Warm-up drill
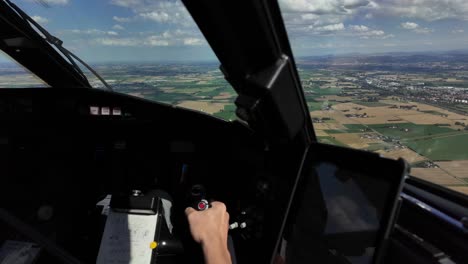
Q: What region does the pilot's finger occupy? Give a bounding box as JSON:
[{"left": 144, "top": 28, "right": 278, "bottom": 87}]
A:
[
  {"left": 210, "top": 201, "right": 226, "bottom": 211},
  {"left": 225, "top": 212, "right": 230, "bottom": 227},
  {"left": 185, "top": 206, "right": 196, "bottom": 216}
]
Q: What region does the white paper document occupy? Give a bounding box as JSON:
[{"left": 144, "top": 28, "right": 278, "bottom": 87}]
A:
[{"left": 97, "top": 211, "right": 158, "bottom": 264}]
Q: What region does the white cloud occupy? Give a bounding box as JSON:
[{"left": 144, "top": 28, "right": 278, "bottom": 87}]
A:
[
  {"left": 144, "top": 36, "right": 170, "bottom": 46},
  {"left": 278, "top": 0, "right": 374, "bottom": 38},
  {"left": 67, "top": 29, "right": 119, "bottom": 36},
  {"left": 110, "top": 0, "right": 141, "bottom": 8},
  {"left": 112, "top": 24, "right": 125, "bottom": 30},
  {"left": 279, "top": 0, "right": 370, "bottom": 14},
  {"left": 414, "top": 27, "right": 433, "bottom": 34},
  {"left": 95, "top": 38, "right": 140, "bottom": 47},
  {"left": 31, "top": 15, "right": 48, "bottom": 24},
  {"left": 375, "top": 0, "right": 468, "bottom": 21},
  {"left": 95, "top": 36, "right": 169, "bottom": 47},
  {"left": 401, "top": 22, "right": 418, "bottom": 30},
  {"left": 349, "top": 24, "right": 391, "bottom": 39},
  {"left": 110, "top": 0, "right": 193, "bottom": 27},
  {"left": 183, "top": 38, "right": 204, "bottom": 46},
  {"left": 139, "top": 11, "right": 171, "bottom": 23},
  {"left": 279, "top": 0, "right": 468, "bottom": 42},
  {"left": 401, "top": 22, "right": 433, "bottom": 34},
  {"left": 113, "top": 16, "right": 132, "bottom": 23},
  {"left": 349, "top": 25, "right": 369, "bottom": 32},
  {"left": 43, "top": 0, "right": 68, "bottom": 4},
  {"left": 381, "top": 34, "right": 395, "bottom": 39},
  {"left": 363, "top": 30, "right": 384, "bottom": 36},
  {"left": 316, "top": 23, "right": 345, "bottom": 32},
  {"left": 29, "top": 0, "right": 68, "bottom": 6},
  {"left": 93, "top": 30, "right": 205, "bottom": 47},
  {"left": 452, "top": 29, "right": 464, "bottom": 34}
]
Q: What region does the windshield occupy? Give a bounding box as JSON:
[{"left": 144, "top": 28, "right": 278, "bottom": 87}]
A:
[
  {"left": 10, "top": 0, "right": 237, "bottom": 120},
  {"left": 279, "top": 0, "right": 468, "bottom": 195},
  {"left": 0, "top": 51, "right": 48, "bottom": 88},
  {"left": 5, "top": 1, "right": 468, "bottom": 195}
]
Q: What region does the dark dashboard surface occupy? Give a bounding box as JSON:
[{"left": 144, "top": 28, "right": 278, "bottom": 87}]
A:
[{"left": 0, "top": 88, "right": 268, "bottom": 263}]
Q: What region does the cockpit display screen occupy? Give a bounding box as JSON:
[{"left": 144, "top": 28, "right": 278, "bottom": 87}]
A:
[{"left": 283, "top": 143, "right": 406, "bottom": 264}]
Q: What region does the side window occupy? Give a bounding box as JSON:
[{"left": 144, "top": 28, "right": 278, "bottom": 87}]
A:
[
  {"left": 0, "top": 51, "right": 49, "bottom": 88},
  {"left": 279, "top": 0, "right": 468, "bottom": 195}
]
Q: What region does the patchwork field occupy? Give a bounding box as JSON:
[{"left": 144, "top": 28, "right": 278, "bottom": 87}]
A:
[
  {"left": 411, "top": 168, "right": 466, "bottom": 185},
  {"left": 3, "top": 60, "right": 467, "bottom": 195},
  {"left": 368, "top": 123, "right": 455, "bottom": 139},
  {"left": 7, "top": 62, "right": 465, "bottom": 193},
  {"left": 307, "top": 90, "right": 468, "bottom": 191},
  {"left": 436, "top": 160, "right": 468, "bottom": 179},
  {"left": 377, "top": 148, "right": 427, "bottom": 164},
  {"left": 406, "top": 133, "right": 468, "bottom": 160},
  {"left": 332, "top": 133, "right": 373, "bottom": 149},
  {"left": 177, "top": 100, "right": 227, "bottom": 114},
  {"left": 448, "top": 186, "right": 468, "bottom": 195}
]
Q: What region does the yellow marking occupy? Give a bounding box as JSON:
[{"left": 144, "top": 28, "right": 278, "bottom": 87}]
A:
[{"left": 150, "top": 241, "right": 158, "bottom": 249}]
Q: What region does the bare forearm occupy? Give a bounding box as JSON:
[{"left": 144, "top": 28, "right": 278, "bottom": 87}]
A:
[{"left": 202, "top": 239, "right": 231, "bottom": 264}]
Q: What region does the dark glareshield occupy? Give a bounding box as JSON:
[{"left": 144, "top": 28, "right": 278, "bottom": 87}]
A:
[{"left": 281, "top": 143, "right": 408, "bottom": 264}]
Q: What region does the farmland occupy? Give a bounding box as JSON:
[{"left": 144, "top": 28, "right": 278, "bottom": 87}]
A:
[{"left": 2, "top": 54, "right": 468, "bottom": 193}]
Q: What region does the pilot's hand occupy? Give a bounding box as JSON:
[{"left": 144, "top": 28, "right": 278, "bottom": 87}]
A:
[{"left": 185, "top": 201, "right": 231, "bottom": 264}]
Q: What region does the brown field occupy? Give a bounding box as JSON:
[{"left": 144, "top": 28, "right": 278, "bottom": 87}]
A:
[
  {"left": 310, "top": 97, "right": 468, "bottom": 192},
  {"left": 310, "top": 110, "right": 361, "bottom": 124},
  {"left": 315, "top": 130, "right": 329, "bottom": 137},
  {"left": 331, "top": 103, "right": 422, "bottom": 124},
  {"left": 317, "top": 95, "right": 355, "bottom": 102},
  {"left": 411, "top": 168, "right": 466, "bottom": 185},
  {"left": 357, "top": 117, "right": 407, "bottom": 124},
  {"left": 380, "top": 100, "right": 467, "bottom": 122},
  {"left": 331, "top": 102, "right": 367, "bottom": 111},
  {"left": 448, "top": 186, "right": 468, "bottom": 195},
  {"left": 446, "top": 78, "right": 463, "bottom": 82},
  {"left": 399, "top": 113, "right": 455, "bottom": 126},
  {"left": 363, "top": 106, "right": 421, "bottom": 117},
  {"left": 313, "top": 122, "right": 347, "bottom": 130},
  {"left": 436, "top": 160, "right": 468, "bottom": 178},
  {"left": 0, "top": 75, "right": 48, "bottom": 87},
  {"left": 213, "top": 92, "right": 233, "bottom": 100},
  {"left": 377, "top": 148, "right": 426, "bottom": 164},
  {"left": 332, "top": 133, "right": 377, "bottom": 149},
  {"left": 177, "top": 101, "right": 227, "bottom": 114}
]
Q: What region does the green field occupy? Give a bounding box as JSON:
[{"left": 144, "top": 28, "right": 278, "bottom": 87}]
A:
[
  {"left": 368, "top": 123, "right": 455, "bottom": 139},
  {"left": 325, "top": 124, "right": 371, "bottom": 134},
  {"left": 354, "top": 101, "right": 389, "bottom": 107},
  {"left": 421, "top": 110, "right": 446, "bottom": 116},
  {"left": 406, "top": 133, "right": 468, "bottom": 160},
  {"left": 195, "top": 87, "right": 233, "bottom": 97},
  {"left": 307, "top": 87, "right": 342, "bottom": 96},
  {"left": 317, "top": 136, "right": 346, "bottom": 147},
  {"left": 214, "top": 104, "right": 237, "bottom": 120},
  {"left": 365, "top": 143, "right": 387, "bottom": 151},
  {"left": 307, "top": 101, "right": 331, "bottom": 111},
  {"left": 125, "top": 90, "right": 195, "bottom": 104}
]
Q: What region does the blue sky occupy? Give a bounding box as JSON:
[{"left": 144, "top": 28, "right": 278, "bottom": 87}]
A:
[{"left": 4, "top": 0, "right": 468, "bottom": 63}]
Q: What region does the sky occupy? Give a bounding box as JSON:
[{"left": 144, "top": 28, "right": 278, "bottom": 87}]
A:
[{"left": 3, "top": 0, "right": 468, "bottom": 63}]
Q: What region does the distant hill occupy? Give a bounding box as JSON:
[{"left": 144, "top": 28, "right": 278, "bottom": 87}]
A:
[{"left": 297, "top": 50, "right": 468, "bottom": 65}]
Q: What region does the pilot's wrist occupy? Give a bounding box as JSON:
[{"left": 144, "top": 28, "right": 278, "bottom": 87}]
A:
[{"left": 201, "top": 238, "right": 231, "bottom": 264}]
